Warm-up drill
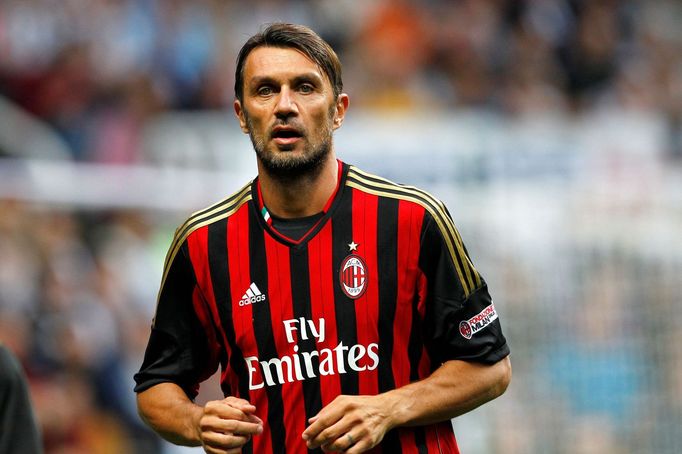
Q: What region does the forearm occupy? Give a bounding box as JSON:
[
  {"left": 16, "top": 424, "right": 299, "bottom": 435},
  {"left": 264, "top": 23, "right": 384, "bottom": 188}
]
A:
[
  {"left": 136, "top": 382, "right": 203, "bottom": 446},
  {"left": 384, "top": 356, "right": 511, "bottom": 428}
]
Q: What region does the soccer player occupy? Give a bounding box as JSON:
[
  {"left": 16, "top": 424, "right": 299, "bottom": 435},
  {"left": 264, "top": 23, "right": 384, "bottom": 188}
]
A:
[{"left": 134, "top": 23, "right": 511, "bottom": 454}]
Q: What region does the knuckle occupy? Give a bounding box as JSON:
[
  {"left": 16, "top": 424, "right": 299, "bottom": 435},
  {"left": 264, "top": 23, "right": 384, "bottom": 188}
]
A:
[{"left": 205, "top": 400, "right": 219, "bottom": 410}]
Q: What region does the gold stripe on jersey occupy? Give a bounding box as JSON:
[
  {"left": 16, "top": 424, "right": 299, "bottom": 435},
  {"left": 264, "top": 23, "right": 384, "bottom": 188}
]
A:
[
  {"left": 153, "top": 182, "right": 253, "bottom": 326},
  {"left": 347, "top": 167, "right": 481, "bottom": 296},
  {"left": 350, "top": 167, "right": 471, "bottom": 257},
  {"left": 348, "top": 167, "right": 479, "bottom": 291},
  {"left": 162, "top": 182, "right": 252, "bottom": 272}
]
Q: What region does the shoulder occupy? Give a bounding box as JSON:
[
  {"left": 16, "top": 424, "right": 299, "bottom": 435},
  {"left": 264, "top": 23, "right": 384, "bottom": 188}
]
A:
[
  {"left": 345, "top": 165, "right": 448, "bottom": 223},
  {"left": 0, "top": 345, "right": 25, "bottom": 389},
  {"left": 172, "top": 180, "right": 253, "bottom": 248},
  {"left": 159, "top": 180, "right": 252, "bottom": 276}
]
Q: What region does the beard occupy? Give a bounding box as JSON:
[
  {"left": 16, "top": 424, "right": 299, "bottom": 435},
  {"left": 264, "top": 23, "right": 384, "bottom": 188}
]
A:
[{"left": 244, "top": 107, "right": 335, "bottom": 181}]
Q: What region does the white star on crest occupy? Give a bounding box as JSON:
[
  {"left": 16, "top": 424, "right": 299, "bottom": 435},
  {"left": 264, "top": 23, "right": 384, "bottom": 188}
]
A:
[{"left": 348, "top": 241, "right": 358, "bottom": 252}]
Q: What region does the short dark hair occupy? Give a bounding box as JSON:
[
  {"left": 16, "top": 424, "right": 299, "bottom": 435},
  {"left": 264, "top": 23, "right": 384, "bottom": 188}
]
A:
[{"left": 234, "top": 23, "right": 343, "bottom": 102}]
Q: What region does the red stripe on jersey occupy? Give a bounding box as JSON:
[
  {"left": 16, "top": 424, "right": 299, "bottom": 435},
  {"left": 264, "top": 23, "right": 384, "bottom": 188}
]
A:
[
  {"left": 227, "top": 205, "right": 273, "bottom": 454},
  {"left": 393, "top": 202, "right": 426, "bottom": 454},
  {"left": 187, "top": 227, "right": 232, "bottom": 393},
  {"left": 398, "top": 428, "right": 419, "bottom": 454},
  {"left": 425, "top": 422, "right": 460, "bottom": 454},
  {"left": 264, "top": 233, "right": 308, "bottom": 453},
  {"left": 436, "top": 421, "right": 459, "bottom": 453},
  {"left": 351, "top": 189, "right": 379, "bottom": 397},
  {"left": 393, "top": 201, "right": 425, "bottom": 389},
  {"left": 308, "top": 222, "right": 342, "bottom": 406},
  {"left": 190, "top": 287, "right": 218, "bottom": 394}
]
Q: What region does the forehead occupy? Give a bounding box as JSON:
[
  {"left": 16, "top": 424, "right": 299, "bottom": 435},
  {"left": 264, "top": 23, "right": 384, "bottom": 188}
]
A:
[{"left": 243, "top": 46, "right": 326, "bottom": 83}]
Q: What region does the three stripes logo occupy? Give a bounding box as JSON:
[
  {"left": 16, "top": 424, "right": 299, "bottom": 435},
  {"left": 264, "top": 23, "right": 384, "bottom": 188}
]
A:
[{"left": 239, "top": 283, "right": 266, "bottom": 306}]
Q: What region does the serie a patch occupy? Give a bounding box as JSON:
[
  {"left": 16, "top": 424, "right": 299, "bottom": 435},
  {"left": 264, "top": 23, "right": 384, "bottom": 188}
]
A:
[{"left": 459, "top": 303, "right": 498, "bottom": 339}]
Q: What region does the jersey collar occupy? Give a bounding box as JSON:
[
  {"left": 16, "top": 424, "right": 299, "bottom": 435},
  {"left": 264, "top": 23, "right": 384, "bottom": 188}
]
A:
[{"left": 253, "top": 159, "right": 347, "bottom": 246}]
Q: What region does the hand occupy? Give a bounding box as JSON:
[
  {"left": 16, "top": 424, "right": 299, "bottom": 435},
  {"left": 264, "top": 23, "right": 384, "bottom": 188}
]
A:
[
  {"left": 302, "top": 394, "right": 396, "bottom": 453},
  {"left": 195, "top": 397, "right": 263, "bottom": 454}
]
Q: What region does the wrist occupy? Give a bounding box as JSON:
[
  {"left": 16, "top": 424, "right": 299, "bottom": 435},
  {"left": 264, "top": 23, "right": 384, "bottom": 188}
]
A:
[
  {"left": 186, "top": 403, "right": 205, "bottom": 444},
  {"left": 380, "top": 388, "right": 412, "bottom": 429}
]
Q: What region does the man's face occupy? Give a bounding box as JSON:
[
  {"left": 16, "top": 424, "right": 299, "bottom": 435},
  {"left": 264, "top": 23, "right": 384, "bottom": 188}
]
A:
[{"left": 234, "top": 46, "right": 347, "bottom": 178}]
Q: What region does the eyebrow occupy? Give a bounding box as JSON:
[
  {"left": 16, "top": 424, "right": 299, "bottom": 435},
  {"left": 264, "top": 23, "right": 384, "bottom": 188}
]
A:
[{"left": 249, "top": 72, "right": 324, "bottom": 88}]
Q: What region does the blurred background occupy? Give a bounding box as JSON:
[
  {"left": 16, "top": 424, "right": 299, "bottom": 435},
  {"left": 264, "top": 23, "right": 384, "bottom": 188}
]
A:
[{"left": 0, "top": 0, "right": 681, "bottom": 453}]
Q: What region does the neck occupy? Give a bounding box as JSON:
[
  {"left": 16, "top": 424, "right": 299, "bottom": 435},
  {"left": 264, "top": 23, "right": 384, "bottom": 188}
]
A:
[{"left": 258, "top": 152, "right": 339, "bottom": 219}]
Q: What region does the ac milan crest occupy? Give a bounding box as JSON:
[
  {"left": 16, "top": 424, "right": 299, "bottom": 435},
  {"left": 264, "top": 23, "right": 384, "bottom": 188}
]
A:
[
  {"left": 459, "top": 303, "right": 498, "bottom": 339},
  {"left": 340, "top": 255, "right": 367, "bottom": 299},
  {"left": 459, "top": 321, "right": 473, "bottom": 339}
]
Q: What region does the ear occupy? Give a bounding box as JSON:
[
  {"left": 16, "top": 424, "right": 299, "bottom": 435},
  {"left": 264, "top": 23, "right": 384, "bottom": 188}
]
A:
[
  {"left": 332, "top": 93, "right": 350, "bottom": 130},
  {"left": 234, "top": 100, "right": 249, "bottom": 133}
]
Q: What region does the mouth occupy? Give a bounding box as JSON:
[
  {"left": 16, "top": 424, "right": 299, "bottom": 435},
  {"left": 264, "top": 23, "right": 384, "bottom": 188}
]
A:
[{"left": 271, "top": 126, "right": 303, "bottom": 147}]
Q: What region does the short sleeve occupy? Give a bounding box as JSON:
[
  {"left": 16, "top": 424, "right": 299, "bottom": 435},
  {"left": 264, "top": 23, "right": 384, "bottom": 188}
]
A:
[
  {"left": 133, "top": 240, "right": 219, "bottom": 399},
  {"left": 419, "top": 210, "right": 509, "bottom": 365}
]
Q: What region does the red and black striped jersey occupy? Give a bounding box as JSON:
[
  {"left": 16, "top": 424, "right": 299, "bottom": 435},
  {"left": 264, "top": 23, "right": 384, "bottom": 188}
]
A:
[{"left": 135, "top": 161, "right": 509, "bottom": 454}]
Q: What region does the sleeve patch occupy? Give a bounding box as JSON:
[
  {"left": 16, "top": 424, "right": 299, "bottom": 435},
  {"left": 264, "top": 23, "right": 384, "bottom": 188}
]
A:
[{"left": 459, "top": 302, "right": 498, "bottom": 339}]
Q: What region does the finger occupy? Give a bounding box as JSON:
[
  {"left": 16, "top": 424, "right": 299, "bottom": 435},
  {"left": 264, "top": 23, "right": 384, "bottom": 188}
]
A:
[
  {"left": 222, "top": 396, "right": 257, "bottom": 412},
  {"left": 245, "top": 412, "right": 264, "bottom": 425},
  {"left": 346, "top": 439, "right": 371, "bottom": 454},
  {"left": 305, "top": 417, "right": 354, "bottom": 449},
  {"left": 205, "top": 400, "right": 257, "bottom": 422},
  {"left": 321, "top": 431, "right": 360, "bottom": 453},
  {"left": 204, "top": 447, "right": 242, "bottom": 454},
  {"left": 302, "top": 406, "right": 344, "bottom": 441},
  {"left": 201, "top": 416, "right": 264, "bottom": 436},
  {"left": 203, "top": 430, "right": 252, "bottom": 449},
  {"left": 203, "top": 443, "right": 243, "bottom": 454}
]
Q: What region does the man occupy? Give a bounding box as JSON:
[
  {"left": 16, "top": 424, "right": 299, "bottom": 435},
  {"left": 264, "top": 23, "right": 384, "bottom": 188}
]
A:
[
  {"left": 0, "top": 344, "right": 43, "bottom": 453},
  {"left": 135, "top": 23, "right": 511, "bottom": 454}
]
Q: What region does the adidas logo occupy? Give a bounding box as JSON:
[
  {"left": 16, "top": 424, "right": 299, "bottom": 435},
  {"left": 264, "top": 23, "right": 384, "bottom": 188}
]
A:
[{"left": 239, "top": 283, "right": 266, "bottom": 306}]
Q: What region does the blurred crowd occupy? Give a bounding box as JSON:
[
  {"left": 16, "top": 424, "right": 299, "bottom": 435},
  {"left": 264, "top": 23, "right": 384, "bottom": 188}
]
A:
[
  {"left": 1, "top": 1, "right": 682, "bottom": 453},
  {"left": 0, "top": 201, "right": 169, "bottom": 452},
  {"left": 0, "top": 0, "right": 681, "bottom": 162}
]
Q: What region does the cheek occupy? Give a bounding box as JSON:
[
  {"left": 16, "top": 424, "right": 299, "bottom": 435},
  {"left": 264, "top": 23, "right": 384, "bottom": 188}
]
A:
[
  {"left": 247, "top": 117, "right": 268, "bottom": 135},
  {"left": 310, "top": 108, "right": 335, "bottom": 131}
]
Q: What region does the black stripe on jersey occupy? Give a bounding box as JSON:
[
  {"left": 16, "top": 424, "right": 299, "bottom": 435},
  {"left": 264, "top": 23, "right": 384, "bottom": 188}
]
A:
[
  {"left": 408, "top": 289, "right": 424, "bottom": 383},
  {"left": 157, "top": 184, "right": 252, "bottom": 309},
  {"left": 208, "top": 218, "right": 251, "bottom": 404},
  {"left": 376, "top": 197, "right": 401, "bottom": 453},
  {"left": 415, "top": 427, "right": 428, "bottom": 454},
  {"left": 347, "top": 168, "right": 477, "bottom": 294},
  {"left": 352, "top": 168, "right": 481, "bottom": 295},
  {"left": 376, "top": 196, "right": 398, "bottom": 391},
  {"left": 248, "top": 207, "right": 287, "bottom": 452},
  {"left": 331, "top": 191, "right": 359, "bottom": 396},
  {"left": 289, "top": 247, "right": 323, "bottom": 451},
  {"left": 346, "top": 167, "right": 480, "bottom": 297}
]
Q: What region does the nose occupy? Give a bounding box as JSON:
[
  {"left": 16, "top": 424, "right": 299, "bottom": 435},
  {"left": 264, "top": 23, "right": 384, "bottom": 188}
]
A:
[{"left": 275, "top": 86, "right": 298, "bottom": 119}]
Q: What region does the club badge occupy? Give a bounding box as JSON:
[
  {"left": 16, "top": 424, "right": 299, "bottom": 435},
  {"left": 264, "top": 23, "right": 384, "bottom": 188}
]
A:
[
  {"left": 340, "top": 241, "right": 367, "bottom": 299},
  {"left": 459, "top": 303, "right": 498, "bottom": 339}
]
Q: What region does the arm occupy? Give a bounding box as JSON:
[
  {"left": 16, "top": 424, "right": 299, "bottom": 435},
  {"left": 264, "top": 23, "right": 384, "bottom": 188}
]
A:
[
  {"left": 137, "top": 382, "right": 263, "bottom": 453},
  {"left": 302, "top": 356, "right": 511, "bottom": 453},
  {"left": 134, "top": 238, "right": 264, "bottom": 452}
]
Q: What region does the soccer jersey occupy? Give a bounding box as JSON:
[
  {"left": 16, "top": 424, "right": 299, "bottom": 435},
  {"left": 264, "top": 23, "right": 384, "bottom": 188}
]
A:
[{"left": 134, "top": 161, "right": 509, "bottom": 454}]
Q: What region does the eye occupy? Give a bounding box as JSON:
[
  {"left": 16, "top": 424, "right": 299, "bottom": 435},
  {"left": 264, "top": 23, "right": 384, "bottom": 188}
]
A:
[
  {"left": 257, "top": 85, "right": 274, "bottom": 96},
  {"left": 298, "top": 83, "right": 314, "bottom": 94}
]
